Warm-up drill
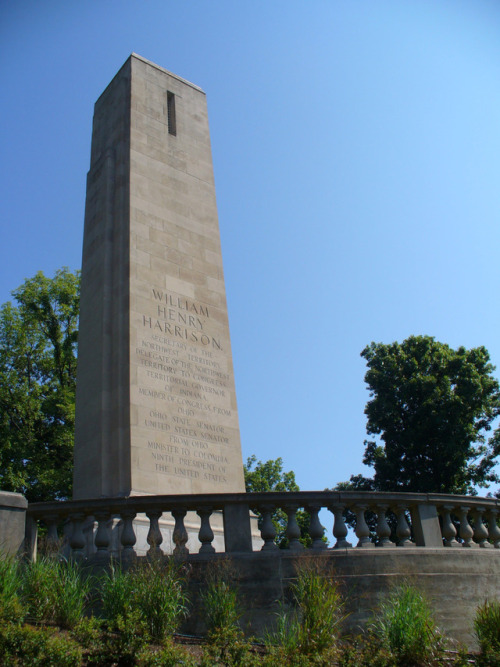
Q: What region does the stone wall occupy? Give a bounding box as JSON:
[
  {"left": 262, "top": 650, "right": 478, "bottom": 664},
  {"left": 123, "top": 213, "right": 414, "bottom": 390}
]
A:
[{"left": 184, "top": 549, "right": 500, "bottom": 650}]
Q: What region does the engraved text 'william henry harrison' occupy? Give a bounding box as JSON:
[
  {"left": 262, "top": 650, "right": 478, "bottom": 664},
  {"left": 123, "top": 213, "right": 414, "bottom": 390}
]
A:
[{"left": 142, "top": 289, "right": 221, "bottom": 350}]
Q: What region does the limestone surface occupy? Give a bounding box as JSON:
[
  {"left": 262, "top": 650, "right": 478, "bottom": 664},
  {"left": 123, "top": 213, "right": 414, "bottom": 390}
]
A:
[{"left": 74, "top": 54, "right": 245, "bottom": 499}]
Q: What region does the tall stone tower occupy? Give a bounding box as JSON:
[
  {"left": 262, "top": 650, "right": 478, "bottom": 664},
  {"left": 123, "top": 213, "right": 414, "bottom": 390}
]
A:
[{"left": 74, "top": 54, "right": 245, "bottom": 501}]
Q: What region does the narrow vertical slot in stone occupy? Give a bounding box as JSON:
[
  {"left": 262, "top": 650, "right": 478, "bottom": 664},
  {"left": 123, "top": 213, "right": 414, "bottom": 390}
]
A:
[{"left": 167, "top": 90, "right": 176, "bottom": 136}]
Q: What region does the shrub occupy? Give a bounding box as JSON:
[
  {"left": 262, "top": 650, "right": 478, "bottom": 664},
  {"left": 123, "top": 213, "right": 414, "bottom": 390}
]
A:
[
  {"left": 137, "top": 639, "right": 199, "bottom": 666},
  {"left": 370, "top": 583, "right": 444, "bottom": 666},
  {"left": 0, "top": 621, "right": 82, "bottom": 666},
  {"left": 107, "top": 609, "right": 152, "bottom": 666},
  {"left": 70, "top": 616, "right": 107, "bottom": 665}
]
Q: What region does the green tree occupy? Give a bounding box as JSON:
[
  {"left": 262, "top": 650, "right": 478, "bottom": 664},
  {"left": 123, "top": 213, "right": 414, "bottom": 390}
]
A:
[
  {"left": 244, "top": 455, "right": 300, "bottom": 495},
  {"left": 355, "top": 336, "right": 500, "bottom": 495},
  {"left": 244, "top": 455, "right": 314, "bottom": 547},
  {"left": 0, "top": 268, "right": 80, "bottom": 502}
]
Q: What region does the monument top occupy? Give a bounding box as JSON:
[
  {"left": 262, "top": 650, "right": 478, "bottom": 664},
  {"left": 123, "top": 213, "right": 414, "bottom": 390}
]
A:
[{"left": 97, "top": 54, "right": 206, "bottom": 105}]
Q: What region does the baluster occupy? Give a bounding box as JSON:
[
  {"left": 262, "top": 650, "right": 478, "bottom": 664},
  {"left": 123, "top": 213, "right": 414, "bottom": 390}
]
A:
[
  {"left": 146, "top": 510, "right": 163, "bottom": 556},
  {"left": 61, "top": 518, "right": 72, "bottom": 560},
  {"left": 354, "top": 505, "right": 373, "bottom": 548},
  {"left": 24, "top": 514, "right": 38, "bottom": 562},
  {"left": 374, "top": 505, "right": 392, "bottom": 547},
  {"left": 307, "top": 505, "right": 326, "bottom": 550},
  {"left": 94, "top": 511, "right": 111, "bottom": 557},
  {"left": 44, "top": 514, "right": 60, "bottom": 555},
  {"left": 458, "top": 506, "right": 476, "bottom": 548},
  {"left": 440, "top": 505, "right": 459, "bottom": 547},
  {"left": 197, "top": 507, "right": 215, "bottom": 554},
  {"left": 120, "top": 511, "right": 137, "bottom": 555},
  {"left": 395, "top": 505, "right": 411, "bottom": 547},
  {"left": 473, "top": 508, "right": 490, "bottom": 548},
  {"left": 284, "top": 504, "right": 304, "bottom": 551},
  {"left": 259, "top": 505, "right": 278, "bottom": 551},
  {"left": 171, "top": 509, "right": 188, "bottom": 556},
  {"left": 487, "top": 509, "right": 500, "bottom": 549},
  {"left": 69, "top": 513, "right": 86, "bottom": 560},
  {"left": 330, "top": 504, "right": 351, "bottom": 549}
]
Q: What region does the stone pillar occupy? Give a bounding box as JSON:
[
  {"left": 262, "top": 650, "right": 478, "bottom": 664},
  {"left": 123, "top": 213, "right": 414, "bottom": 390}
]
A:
[
  {"left": 0, "top": 491, "right": 27, "bottom": 556},
  {"left": 74, "top": 55, "right": 246, "bottom": 503}
]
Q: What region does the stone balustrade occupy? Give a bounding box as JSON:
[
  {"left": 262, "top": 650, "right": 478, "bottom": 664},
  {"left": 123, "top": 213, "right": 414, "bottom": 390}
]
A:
[{"left": 25, "top": 491, "right": 500, "bottom": 561}]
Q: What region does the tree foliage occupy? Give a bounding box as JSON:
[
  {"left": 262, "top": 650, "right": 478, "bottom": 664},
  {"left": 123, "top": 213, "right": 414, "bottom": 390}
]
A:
[
  {"left": 0, "top": 268, "right": 80, "bottom": 502},
  {"left": 244, "top": 455, "right": 300, "bottom": 495},
  {"left": 356, "top": 336, "right": 500, "bottom": 495}
]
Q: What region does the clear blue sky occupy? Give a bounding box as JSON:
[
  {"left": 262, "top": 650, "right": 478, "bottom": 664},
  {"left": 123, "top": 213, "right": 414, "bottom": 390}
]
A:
[{"left": 1, "top": 0, "right": 500, "bottom": 495}]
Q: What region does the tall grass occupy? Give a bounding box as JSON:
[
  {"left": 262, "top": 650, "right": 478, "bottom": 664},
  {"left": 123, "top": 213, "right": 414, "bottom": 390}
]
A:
[
  {"left": 474, "top": 599, "right": 500, "bottom": 663},
  {"left": 201, "top": 560, "right": 241, "bottom": 636},
  {"left": 265, "top": 559, "right": 345, "bottom": 663},
  {"left": 100, "top": 557, "right": 189, "bottom": 642},
  {"left": 0, "top": 555, "right": 24, "bottom": 622},
  {"left": 101, "top": 559, "right": 136, "bottom": 622},
  {"left": 371, "top": 583, "right": 444, "bottom": 666},
  {"left": 22, "top": 557, "right": 91, "bottom": 629},
  {"left": 199, "top": 559, "right": 257, "bottom": 666}
]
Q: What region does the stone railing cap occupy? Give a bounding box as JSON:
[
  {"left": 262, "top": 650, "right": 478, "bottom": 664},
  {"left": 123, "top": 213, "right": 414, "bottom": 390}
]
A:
[{"left": 0, "top": 491, "right": 28, "bottom": 510}]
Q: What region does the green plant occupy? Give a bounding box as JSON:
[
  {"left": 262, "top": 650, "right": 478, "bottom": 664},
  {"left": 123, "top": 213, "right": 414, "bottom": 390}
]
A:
[
  {"left": 53, "top": 559, "right": 92, "bottom": 628},
  {"left": 265, "top": 601, "right": 300, "bottom": 655},
  {"left": 21, "top": 556, "right": 91, "bottom": 628},
  {"left": 371, "top": 583, "right": 444, "bottom": 665},
  {"left": 0, "top": 621, "right": 82, "bottom": 666},
  {"left": 265, "top": 559, "right": 344, "bottom": 664},
  {"left": 0, "top": 554, "right": 25, "bottom": 622},
  {"left": 108, "top": 609, "right": 152, "bottom": 666},
  {"left": 22, "top": 557, "right": 58, "bottom": 622},
  {"left": 200, "top": 559, "right": 257, "bottom": 666},
  {"left": 70, "top": 616, "right": 106, "bottom": 665},
  {"left": 201, "top": 561, "right": 241, "bottom": 636},
  {"left": 135, "top": 558, "right": 189, "bottom": 640},
  {"left": 474, "top": 600, "right": 500, "bottom": 665},
  {"left": 335, "top": 636, "right": 397, "bottom": 667},
  {"left": 101, "top": 558, "right": 136, "bottom": 623},
  {"left": 201, "top": 636, "right": 260, "bottom": 667}
]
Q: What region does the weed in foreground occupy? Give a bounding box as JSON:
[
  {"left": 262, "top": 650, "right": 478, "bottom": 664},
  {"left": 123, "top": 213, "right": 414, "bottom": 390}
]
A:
[
  {"left": 201, "top": 559, "right": 241, "bottom": 635},
  {"left": 370, "top": 582, "right": 445, "bottom": 666},
  {"left": 474, "top": 600, "right": 500, "bottom": 666},
  {"left": 264, "top": 559, "right": 345, "bottom": 665},
  {"left": 101, "top": 558, "right": 136, "bottom": 623},
  {"left": 199, "top": 559, "right": 259, "bottom": 666},
  {"left": 100, "top": 556, "right": 189, "bottom": 642},
  {"left": 21, "top": 556, "right": 91, "bottom": 629},
  {"left": 0, "top": 555, "right": 25, "bottom": 622}
]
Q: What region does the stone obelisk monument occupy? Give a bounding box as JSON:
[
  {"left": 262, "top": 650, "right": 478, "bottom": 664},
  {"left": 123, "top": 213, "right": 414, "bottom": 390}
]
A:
[{"left": 74, "top": 54, "right": 245, "bottom": 516}]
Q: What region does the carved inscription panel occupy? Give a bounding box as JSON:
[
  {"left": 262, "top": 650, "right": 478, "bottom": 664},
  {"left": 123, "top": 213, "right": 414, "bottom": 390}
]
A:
[{"left": 130, "top": 285, "right": 244, "bottom": 495}]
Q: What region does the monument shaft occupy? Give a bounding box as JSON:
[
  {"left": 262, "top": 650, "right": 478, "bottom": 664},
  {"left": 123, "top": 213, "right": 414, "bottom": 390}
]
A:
[{"left": 74, "top": 54, "right": 245, "bottom": 499}]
